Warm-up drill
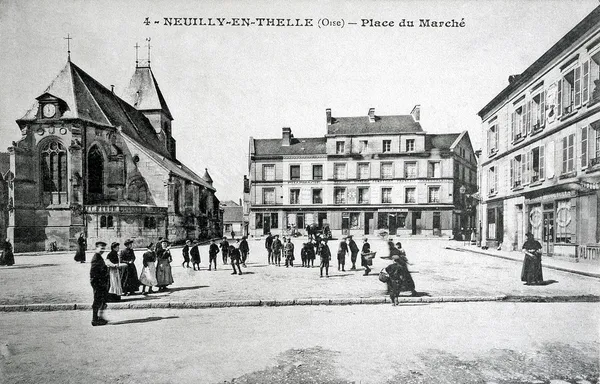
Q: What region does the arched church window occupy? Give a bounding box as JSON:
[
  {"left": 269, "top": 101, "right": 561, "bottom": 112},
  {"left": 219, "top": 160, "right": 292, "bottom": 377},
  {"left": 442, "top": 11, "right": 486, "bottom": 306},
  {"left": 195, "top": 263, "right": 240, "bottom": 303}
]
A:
[
  {"left": 88, "top": 146, "right": 104, "bottom": 195},
  {"left": 40, "top": 141, "right": 67, "bottom": 193}
]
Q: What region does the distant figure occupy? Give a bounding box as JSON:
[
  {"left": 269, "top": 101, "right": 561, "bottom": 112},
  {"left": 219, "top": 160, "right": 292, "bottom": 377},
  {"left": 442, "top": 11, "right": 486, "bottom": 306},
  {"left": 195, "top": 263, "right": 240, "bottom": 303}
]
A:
[
  {"left": 306, "top": 225, "right": 312, "bottom": 241},
  {"left": 220, "top": 237, "right": 230, "bottom": 265},
  {"left": 307, "top": 240, "right": 316, "bottom": 267},
  {"left": 229, "top": 244, "right": 242, "bottom": 275},
  {"left": 347, "top": 235, "right": 359, "bottom": 270},
  {"left": 361, "top": 238, "right": 373, "bottom": 276},
  {"left": 265, "top": 232, "right": 274, "bottom": 264},
  {"left": 139, "top": 243, "right": 157, "bottom": 294},
  {"left": 119, "top": 239, "right": 140, "bottom": 296},
  {"left": 239, "top": 236, "right": 250, "bottom": 267},
  {"left": 208, "top": 239, "right": 219, "bottom": 270},
  {"left": 284, "top": 237, "right": 295, "bottom": 267},
  {"left": 156, "top": 239, "right": 174, "bottom": 292},
  {"left": 521, "top": 233, "right": 543, "bottom": 285},
  {"left": 231, "top": 230, "right": 235, "bottom": 240},
  {"left": 0, "top": 238, "right": 15, "bottom": 266},
  {"left": 89, "top": 241, "right": 109, "bottom": 326},
  {"left": 271, "top": 235, "right": 282, "bottom": 267},
  {"left": 74, "top": 233, "right": 87, "bottom": 263},
  {"left": 337, "top": 237, "right": 348, "bottom": 272},
  {"left": 105, "top": 242, "right": 123, "bottom": 301},
  {"left": 323, "top": 225, "right": 331, "bottom": 240},
  {"left": 318, "top": 238, "right": 331, "bottom": 278},
  {"left": 190, "top": 240, "right": 201, "bottom": 271},
  {"left": 182, "top": 240, "right": 191, "bottom": 268}
]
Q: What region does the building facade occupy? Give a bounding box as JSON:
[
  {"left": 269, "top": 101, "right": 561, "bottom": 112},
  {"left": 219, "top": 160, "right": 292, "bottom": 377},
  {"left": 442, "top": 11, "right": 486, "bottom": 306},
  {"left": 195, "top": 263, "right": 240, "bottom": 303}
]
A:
[
  {"left": 247, "top": 107, "right": 477, "bottom": 239},
  {"left": 221, "top": 200, "right": 244, "bottom": 237},
  {"left": 6, "top": 58, "right": 221, "bottom": 252},
  {"left": 478, "top": 6, "right": 600, "bottom": 261}
]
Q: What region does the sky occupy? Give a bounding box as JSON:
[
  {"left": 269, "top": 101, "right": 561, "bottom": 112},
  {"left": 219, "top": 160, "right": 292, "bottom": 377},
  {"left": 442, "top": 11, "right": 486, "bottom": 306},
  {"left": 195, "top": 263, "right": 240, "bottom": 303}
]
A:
[{"left": 0, "top": 0, "right": 598, "bottom": 202}]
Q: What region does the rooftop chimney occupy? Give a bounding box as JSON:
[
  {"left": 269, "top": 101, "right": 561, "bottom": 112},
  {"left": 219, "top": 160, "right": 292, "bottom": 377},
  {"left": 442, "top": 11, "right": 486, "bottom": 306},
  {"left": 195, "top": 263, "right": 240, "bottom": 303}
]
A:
[
  {"left": 368, "top": 108, "right": 375, "bottom": 123},
  {"left": 282, "top": 127, "right": 292, "bottom": 146},
  {"left": 410, "top": 105, "right": 421, "bottom": 122},
  {"left": 326, "top": 108, "right": 332, "bottom": 126}
]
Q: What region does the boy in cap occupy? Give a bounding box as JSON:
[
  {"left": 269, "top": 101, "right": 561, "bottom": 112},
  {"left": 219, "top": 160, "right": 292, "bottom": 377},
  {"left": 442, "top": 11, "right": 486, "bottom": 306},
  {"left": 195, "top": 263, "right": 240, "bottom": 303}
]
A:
[
  {"left": 239, "top": 236, "right": 250, "bottom": 267},
  {"left": 190, "top": 240, "right": 201, "bottom": 270},
  {"left": 90, "top": 241, "right": 109, "bottom": 326},
  {"left": 271, "top": 234, "right": 282, "bottom": 266},
  {"left": 208, "top": 239, "right": 219, "bottom": 270},
  {"left": 229, "top": 243, "right": 242, "bottom": 275},
  {"left": 220, "top": 237, "right": 230, "bottom": 265},
  {"left": 318, "top": 238, "right": 331, "bottom": 277},
  {"left": 337, "top": 237, "right": 348, "bottom": 272},
  {"left": 347, "top": 235, "right": 359, "bottom": 270},
  {"left": 182, "top": 239, "right": 191, "bottom": 268},
  {"left": 265, "top": 232, "right": 274, "bottom": 264}
]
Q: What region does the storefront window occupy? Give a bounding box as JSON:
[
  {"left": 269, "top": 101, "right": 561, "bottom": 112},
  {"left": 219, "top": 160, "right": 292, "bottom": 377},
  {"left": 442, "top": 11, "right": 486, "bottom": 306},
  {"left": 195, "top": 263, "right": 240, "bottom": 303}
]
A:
[{"left": 555, "top": 200, "right": 573, "bottom": 243}]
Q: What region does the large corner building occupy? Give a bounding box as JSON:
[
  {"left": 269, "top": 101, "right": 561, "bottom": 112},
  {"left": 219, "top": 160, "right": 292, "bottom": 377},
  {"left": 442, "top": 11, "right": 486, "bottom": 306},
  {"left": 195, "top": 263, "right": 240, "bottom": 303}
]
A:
[
  {"left": 246, "top": 107, "right": 477, "bottom": 239},
  {"left": 478, "top": 6, "right": 600, "bottom": 260}
]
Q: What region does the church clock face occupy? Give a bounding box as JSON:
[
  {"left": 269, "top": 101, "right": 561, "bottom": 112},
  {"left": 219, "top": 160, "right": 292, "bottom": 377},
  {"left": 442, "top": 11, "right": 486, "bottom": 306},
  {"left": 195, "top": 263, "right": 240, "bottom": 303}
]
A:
[{"left": 42, "top": 104, "right": 56, "bottom": 118}]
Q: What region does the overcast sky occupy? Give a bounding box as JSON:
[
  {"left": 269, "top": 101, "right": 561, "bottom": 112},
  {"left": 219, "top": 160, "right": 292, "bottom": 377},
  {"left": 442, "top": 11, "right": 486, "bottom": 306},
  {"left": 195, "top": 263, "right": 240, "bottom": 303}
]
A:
[{"left": 0, "top": 0, "right": 597, "bottom": 202}]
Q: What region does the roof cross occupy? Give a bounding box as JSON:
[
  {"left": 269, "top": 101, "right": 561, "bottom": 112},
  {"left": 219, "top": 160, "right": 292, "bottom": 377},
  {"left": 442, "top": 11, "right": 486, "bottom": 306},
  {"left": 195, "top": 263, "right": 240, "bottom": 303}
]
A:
[{"left": 64, "top": 33, "right": 72, "bottom": 61}]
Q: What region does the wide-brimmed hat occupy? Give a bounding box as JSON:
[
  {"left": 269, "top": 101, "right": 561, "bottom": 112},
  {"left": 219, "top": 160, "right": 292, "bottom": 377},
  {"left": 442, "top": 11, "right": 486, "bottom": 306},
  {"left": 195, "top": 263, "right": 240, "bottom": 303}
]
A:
[
  {"left": 95, "top": 241, "right": 107, "bottom": 247},
  {"left": 124, "top": 239, "right": 134, "bottom": 246},
  {"left": 110, "top": 242, "right": 120, "bottom": 249}
]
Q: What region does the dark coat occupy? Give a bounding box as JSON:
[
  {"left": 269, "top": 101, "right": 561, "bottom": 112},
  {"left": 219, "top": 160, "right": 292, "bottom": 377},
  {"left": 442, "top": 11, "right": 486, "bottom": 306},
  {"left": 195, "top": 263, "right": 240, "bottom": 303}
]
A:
[
  {"left": 182, "top": 245, "right": 190, "bottom": 261},
  {"left": 190, "top": 245, "right": 201, "bottom": 263},
  {"left": 209, "top": 243, "right": 220, "bottom": 256},
  {"left": 90, "top": 252, "right": 109, "bottom": 288},
  {"left": 239, "top": 239, "right": 249, "bottom": 253},
  {"left": 348, "top": 239, "right": 359, "bottom": 254},
  {"left": 265, "top": 235, "right": 274, "bottom": 249}
]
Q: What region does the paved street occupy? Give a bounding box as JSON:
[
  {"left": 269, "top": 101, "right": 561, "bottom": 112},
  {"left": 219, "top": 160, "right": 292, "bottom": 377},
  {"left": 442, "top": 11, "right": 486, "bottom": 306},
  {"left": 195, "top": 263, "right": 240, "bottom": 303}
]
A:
[
  {"left": 1, "top": 302, "right": 597, "bottom": 384},
  {"left": 1, "top": 239, "right": 599, "bottom": 306}
]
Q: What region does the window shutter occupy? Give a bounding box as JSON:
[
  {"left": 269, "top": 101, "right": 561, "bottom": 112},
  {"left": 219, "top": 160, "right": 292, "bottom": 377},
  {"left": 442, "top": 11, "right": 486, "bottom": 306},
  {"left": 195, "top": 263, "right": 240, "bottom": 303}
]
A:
[
  {"left": 582, "top": 61, "right": 589, "bottom": 104},
  {"left": 495, "top": 167, "right": 498, "bottom": 192},
  {"left": 528, "top": 150, "right": 533, "bottom": 184},
  {"left": 510, "top": 158, "right": 514, "bottom": 187},
  {"left": 526, "top": 100, "right": 531, "bottom": 135},
  {"left": 495, "top": 125, "right": 499, "bottom": 149},
  {"left": 539, "top": 145, "right": 545, "bottom": 179},
  {"left": 581, "top": 126, "right": 588, "bottom": 168},
  {"left": 562, "top": 137, "right": 568, "bottom": 174},
  {"left": 521, "top": 154, "right": 526, "bottom": 185},
  {"left": 546, "top": 141, "right": 554, "bottom": 179},
  {"left": 574, "top": 65, "right": 582, "bottom": 107},
  {"left": 511, "top": 112, "right": 515, "bottom": 141},
  {"left": 540, "top": 89, "right": 546, "bottom": 126},
  {"left": 557, "top": 79, "right": 563, "bottom": 117}
]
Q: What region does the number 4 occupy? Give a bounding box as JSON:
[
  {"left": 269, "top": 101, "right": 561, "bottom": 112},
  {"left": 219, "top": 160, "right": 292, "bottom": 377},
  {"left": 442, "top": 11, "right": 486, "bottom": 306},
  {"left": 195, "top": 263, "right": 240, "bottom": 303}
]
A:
[{"left": 144, "top": 17, "right": 150, "bottom": 26}]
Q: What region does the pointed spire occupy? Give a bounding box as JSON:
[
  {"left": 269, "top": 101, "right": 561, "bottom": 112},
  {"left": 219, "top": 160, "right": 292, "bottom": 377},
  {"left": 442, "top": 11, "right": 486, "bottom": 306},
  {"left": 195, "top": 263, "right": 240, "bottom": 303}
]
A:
[{"left": 202, "top": 168, "right": 213, "bottom": 184}]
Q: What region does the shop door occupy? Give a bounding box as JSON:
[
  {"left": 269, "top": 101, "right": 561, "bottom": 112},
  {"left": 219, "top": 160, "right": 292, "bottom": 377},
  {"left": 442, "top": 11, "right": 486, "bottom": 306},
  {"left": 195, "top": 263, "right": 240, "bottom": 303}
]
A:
[
  {"left": 411, "top": 212, "right": 422, "bottom": 235},
  {"left": 542, "top": 211, "right": 554, "bottom": 256},
  {"left": 263, "top": 215, "right": 271, "bottom": 236},
  {"left": 342, "top": 216, "right": 350, "bottom": 236},
  {"left": 388, "top": 214, "right": 398, "bottom": 236},
  {"left": 364, "top": 212, "right": 373, "bottom": 235}
]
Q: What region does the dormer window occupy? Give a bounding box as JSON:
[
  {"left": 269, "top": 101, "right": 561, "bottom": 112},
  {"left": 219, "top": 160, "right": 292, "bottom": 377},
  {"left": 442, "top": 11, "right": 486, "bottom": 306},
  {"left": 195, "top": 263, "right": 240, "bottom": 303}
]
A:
[
  {"left": 336, "top": 141, "right": 345, "bottom": 154},
  {"left": 405, "top": 139, "right": 415, "bottom": 152}
]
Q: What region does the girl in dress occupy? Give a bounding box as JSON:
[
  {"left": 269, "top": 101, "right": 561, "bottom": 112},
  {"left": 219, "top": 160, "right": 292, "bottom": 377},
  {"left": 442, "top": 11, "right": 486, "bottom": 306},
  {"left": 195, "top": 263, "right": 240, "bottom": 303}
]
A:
[
  {"left": 156, "top": 239, "right": 174, "bottom": 292},
  {"left": 139, "top": 243, "right": 158, "bottom": 294},
  {"left": 105, "top": 242, "right": 123, "bottom": 301}
]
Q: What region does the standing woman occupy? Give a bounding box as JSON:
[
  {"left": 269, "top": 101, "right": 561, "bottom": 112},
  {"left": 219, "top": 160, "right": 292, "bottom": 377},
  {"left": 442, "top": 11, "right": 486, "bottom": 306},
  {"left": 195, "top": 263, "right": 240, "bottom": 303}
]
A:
[
  {"left": 521, "top": 233, "right": 543, "bottom": 285},
  {"left": 105, "top": 242, "right": 123, "bottom": 301},
  {"left": 119, "top": 239, "right": 140, "bottom": 296},
  {"left": 156, "top": 239, "right": 174, "bottom": 292},
  {"left": 139, "top": 243, "right": 158, "bottom": 294},
  {"left": 74, "top": 233, "right": 87, "bottom": 263},
  {"left": 0, "top": 238, "right": 14, "bottom": 266}
]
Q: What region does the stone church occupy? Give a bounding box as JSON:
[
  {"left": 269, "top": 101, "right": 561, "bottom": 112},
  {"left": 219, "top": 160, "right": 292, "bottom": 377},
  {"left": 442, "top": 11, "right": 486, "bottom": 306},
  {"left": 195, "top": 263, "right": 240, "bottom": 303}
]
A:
[{"left": 4, "top": 57, "right": 221, "bottom": 252}]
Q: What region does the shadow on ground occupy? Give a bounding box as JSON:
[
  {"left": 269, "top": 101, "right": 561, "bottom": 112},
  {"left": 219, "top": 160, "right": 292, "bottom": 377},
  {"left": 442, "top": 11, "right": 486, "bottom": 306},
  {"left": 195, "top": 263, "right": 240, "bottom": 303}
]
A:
[
  {"left": 109, "top": 316, "right": 180, "bottom": 325},
  {"left": 0, "top": 264, "right": 59, "bottom": 270}
]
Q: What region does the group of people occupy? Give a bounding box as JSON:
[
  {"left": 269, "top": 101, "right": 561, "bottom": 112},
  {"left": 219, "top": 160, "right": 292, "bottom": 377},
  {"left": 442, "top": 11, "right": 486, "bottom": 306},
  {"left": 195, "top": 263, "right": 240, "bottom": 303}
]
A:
[
  {"left": 214, "top": 236, "right": 249, "bottom": 275},
  {"left": 382, "top": 241, "right": 418, "bottom": 305}
]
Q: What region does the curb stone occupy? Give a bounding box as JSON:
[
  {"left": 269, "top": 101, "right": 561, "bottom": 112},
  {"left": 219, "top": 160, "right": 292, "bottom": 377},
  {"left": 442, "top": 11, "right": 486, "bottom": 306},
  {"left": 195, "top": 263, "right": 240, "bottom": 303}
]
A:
[{"left": 1, "top": 294, "right": 598, "bottom": 312}]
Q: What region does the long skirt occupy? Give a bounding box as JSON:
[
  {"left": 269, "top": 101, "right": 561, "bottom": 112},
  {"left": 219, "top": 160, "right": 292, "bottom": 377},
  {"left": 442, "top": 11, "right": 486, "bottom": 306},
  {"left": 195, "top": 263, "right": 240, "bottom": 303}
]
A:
[
  {"left": 521, "top": 255, "right": 543, "bottom": 283},
  {"left": 121, "top": 263, "right": 140, "bottom": 293},
  {"left": 74, "top": 246, "right": 86, "bottom": 262},
  {"left": 0, "top": 250, "right": 14, "bottom": 266},
  {"left": 108, "top": 268, "right": 123, "bottom": 295},
  {"left": 156, "top": 259, "right": 174, "bottom": 287},
  {"left": 139, "top": 263, "right": 158, "bottom": 287}
]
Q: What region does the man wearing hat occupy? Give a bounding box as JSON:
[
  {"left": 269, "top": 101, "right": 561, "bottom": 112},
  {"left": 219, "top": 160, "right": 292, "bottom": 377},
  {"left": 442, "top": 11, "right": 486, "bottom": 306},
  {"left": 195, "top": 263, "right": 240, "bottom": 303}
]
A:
[
  {"left": 220, "top": 237, "right": 230, "bottom": 265},
  {"left": 119, "top": 239, "right": 140, "bottom": 296},
  {"left": 190, "top": 240, "right": 201, "bottom": 271},
  {"left": 271, "top": 234, "right": 282, "bottom": 267},
  {"left": 239, "top": 235, "right": 250, "bottom": 268},
  {"left": 521, "top": 232, "right": 543, "bottom": 285},
  {"left": 208, "top": 238, "right": 219, "bottom": 270},
  {"left": 318, "top": 238, "right": 332, "bottom": 277},
  {"left": 265, "top": 232, "right": 274, "bottom": 264},
  {"left": 229, "top": 242, "right": 243, "bottom": 275},
  {"left": 361, "top": 238, "right": 373, "bottom": 275},
  {"left": 89, "top": 241, "right": 109, "bottom": 326},
  {"left": 347, "top": 235, "right": 359, "bottom": 270},
  {"left": 182, "top": 239, "right": 192, "bottom": 269},
  {"left": 337, "top": 237, "right": 348, "bottom": 272}
]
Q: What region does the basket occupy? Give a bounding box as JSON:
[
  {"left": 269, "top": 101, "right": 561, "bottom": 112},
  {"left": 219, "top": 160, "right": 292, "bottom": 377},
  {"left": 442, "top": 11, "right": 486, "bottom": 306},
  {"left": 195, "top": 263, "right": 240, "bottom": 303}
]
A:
[{"left": 378, "top": 268, "right": 389, "bottom": 283}]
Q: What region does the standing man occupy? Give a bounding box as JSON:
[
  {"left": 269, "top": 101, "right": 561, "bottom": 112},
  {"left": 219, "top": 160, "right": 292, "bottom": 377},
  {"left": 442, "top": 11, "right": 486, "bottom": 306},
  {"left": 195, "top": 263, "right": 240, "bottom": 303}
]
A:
[
  {"left": 182, "top": 239, "right": 191, "bottom": 269},
  {"left": 284, "top": 237, "right": 295, "bottom": 267},
  {"left": 220, "top": 237, "right": 230, "bottom": 265},
  {"left": 265, "top": 232, "right": 274, "bottom": 265},
  {"left": 361, "top": 238, "right": 373, "bottom": 276},
  {"left": 319, "top": 238, "right": 331, "bottom": 278},
  {"left": 208, "top": 238, "right": 219, "bottom": 270},
  {"left": 190, "top": 240, "right": 201, "bottom": 271},
  {"left": 229, "top": 244, "right": 242, "bottom": 275},
  {"left": 271, "top": 234, "right": 282, "bottom": 267},
  {"left": 90, "top": 241, "right": 109, "bottom": 326},
  {"left": 306, "top": 225, "right": 312, "bottom": 241},
  {"left": 348, "top": 235, "right": 359, "bottom": 271},
  {"left": 239, "top": 236, "right": 250, "bottom": 268},
  {"left": 337, "top": 237, "right": 348, "bottom": 272}
]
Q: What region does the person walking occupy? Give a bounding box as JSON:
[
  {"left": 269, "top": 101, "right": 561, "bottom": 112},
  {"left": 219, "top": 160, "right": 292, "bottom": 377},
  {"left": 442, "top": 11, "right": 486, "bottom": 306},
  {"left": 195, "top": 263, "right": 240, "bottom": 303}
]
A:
[
  {"left": 182, "top": 240, "right": 191, "bottom": 269},
  {"left": 239, "top": 236, "right": 250, "bottom": 267},
  {"left": 105, "top": 242, "right": 123, "bottom": 301},
  {"left": 89, "top": 241, "right": 109, "bottom": 326},
  {"left": 156, "top": 239, "right": 174, "bottom": 292},
  {"left": 208, "top": 239, "right": 219, "bottom": 270},
  {"left": 265, "top": 232, "right": 274, "bottom": 264},
  {"left": 229, "top": 244, "right": 242, "bottom": 275},
  {"left": 139, "top": 243, "right": 158, "bottom": 294},
  {"left": 0, "top": 238, "right": 15, "bottom": 266},
  {"left": 348, "top": 235, "right": 359, "bottom": 270},
  {"left": 271, "top": 234, "right": 282, "bottom": 266},
  {"left": 521, "top": 232, "right": 543, "bottom": 285},
  {"left": 231, "top": 230, "right": 235, "bottom": 240},
  {"left": 220, "top": 237, "right": 230, "bottom": 265},
  {"left": 337, "top": 237, "right": 348, "bottom": 272},
  {"left": 318, "top": 238, "right": 331, "bottom": 277},
  {"left": 284, "top": 237, "right": 295, "bottom": 267},
  {"left": 74, "top": 232, "right": 87, "bottom": 263},
  {"left": 119, "top": 239, "right": 140, "bottom": 296},
  {"left": 361, "top": 238, "right": 373, "bottom": 276},
  {"left": 190, "top": 240, "right": 201, "bottom": 271}
]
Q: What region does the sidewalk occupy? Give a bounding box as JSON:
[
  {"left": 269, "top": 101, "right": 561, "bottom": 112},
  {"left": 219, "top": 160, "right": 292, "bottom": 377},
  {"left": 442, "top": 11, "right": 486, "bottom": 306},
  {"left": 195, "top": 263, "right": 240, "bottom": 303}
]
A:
[{"left": 446, "top": 243, "right": 600, "bottom": 279}]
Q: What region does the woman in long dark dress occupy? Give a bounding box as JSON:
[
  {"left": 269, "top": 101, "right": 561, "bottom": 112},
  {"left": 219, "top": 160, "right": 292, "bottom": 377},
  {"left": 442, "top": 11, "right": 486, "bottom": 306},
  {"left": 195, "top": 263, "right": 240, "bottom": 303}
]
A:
[
  {"left": 521, "top": 233, "right": 543, "bottom": 285},
  {"left": 74, "top": 233, "right": 87, "bottom": 263},
  {"left": 119, "top": 239, "right": 140, "bottom": 295},
  {"left": 156, "top": 239, "right": 174, "bottom": 292},
  {"left": 0, "top": 239, "right": 14, "bottom": 266},
  {"left": 385, "top": 243, "right": 417, "bottom": 304}
]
